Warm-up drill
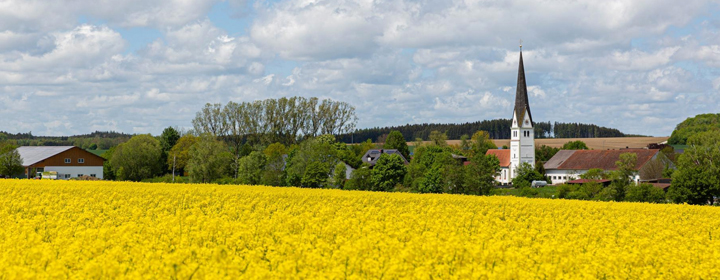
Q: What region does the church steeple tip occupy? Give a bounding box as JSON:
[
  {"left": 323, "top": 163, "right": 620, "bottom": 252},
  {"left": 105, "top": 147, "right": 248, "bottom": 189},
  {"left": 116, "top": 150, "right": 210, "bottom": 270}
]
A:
[{"left": 513, "top": 47, "right": 532, "bottom": 126}]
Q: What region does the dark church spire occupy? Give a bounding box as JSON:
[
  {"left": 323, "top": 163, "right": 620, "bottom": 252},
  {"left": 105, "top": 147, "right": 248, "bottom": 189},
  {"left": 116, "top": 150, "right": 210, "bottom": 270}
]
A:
[{"left": 513, "top": 46, "right": 532, "bottom": 125}]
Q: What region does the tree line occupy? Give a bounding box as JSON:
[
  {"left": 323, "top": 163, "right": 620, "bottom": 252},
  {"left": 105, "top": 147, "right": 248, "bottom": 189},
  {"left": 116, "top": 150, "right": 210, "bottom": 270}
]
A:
[
  {"left": 338, "top": 120, "right": 630, "bottom": 143},
  {"left": 0, "top": 131, "right": 131, "bottom": 150}
]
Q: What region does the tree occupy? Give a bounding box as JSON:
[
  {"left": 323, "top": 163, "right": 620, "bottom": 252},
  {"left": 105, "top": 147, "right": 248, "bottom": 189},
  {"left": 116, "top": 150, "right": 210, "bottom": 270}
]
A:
[
  {"left": 302, "top": 161, "right": 329, "bottom": 188},
  {"left": 167, "top": 135, "right": 198, "bottom": 174},
  {"left": 262, "top": 143, "right": 287, "bottom": 186},
  {"left": 470, "top": 131, "right": 497, "bottom": 157},
  {"left": 371, "top": 154, "right": 407, "bottom": 192},
  {"left": 418, "top": 165, "right": 444, "bottom": 193},
  {"left": 429, "top": 131, "right": 448, "bottom": 147},
  {"left": 0, "top": 146, "right": 23, "bottom": 177},
  {"left": 462, "top": 154, "right": 501, "bottom": 195},
  {"left": 626, "top": 183, "right": 666, "bottom": 203},
  {"left": 88, "top": 143, "right": 98, "bottom": 150},
  {"left": 561, "top": 140, "right": 589, "bottom": 150},
  {"left": 110, "top": 134, "right": 162, "bottom": 181},
  {"left": 405, "top": 145, "right": 455, "bottom": 191},
  {"left": 237, "top": 151, "right": 267, "bottom": 185},
  {"left": 187, "top": 134, "right": 232, "bottom": 183},
  {"left": 345, "top": 165, "right": 372, "bottom": 190},
  {"left": 333, "top": 162, "right": 347, "bottom": 189},
  {"left": 668, "top": 113, "right": 720, "bottom": 145},
  {"left": 535, "top": 145, "right": 560, "bottom": 162},
  {"left": 667, "top": 130, "right": 720, "bottom": 205},
  {"left": 604, "top": 153, "right": 638, "bottom": 201},
  {"left": 159, "top": 127, "right": 181, "bottom": 173},
  {"left": 101, "top": 146, "right": 116, "bottom": 180},
  {"left": 286, "top": 137, "right": 337, "bottom": 187},
  {"left": 512, "top": 162, "right": 544, "bottom": 188},
  {"left": 383, "top": 131, "right": 410, "bottom": 160},
  {"left": 580, "top": 168, "right": 606, "bottom": 180}
]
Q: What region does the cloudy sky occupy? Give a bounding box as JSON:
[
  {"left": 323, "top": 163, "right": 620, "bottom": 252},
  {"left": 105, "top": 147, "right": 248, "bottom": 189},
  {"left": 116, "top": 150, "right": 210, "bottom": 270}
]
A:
[{"left": 1, "top": 0, "right": 719, "bottom": 137}]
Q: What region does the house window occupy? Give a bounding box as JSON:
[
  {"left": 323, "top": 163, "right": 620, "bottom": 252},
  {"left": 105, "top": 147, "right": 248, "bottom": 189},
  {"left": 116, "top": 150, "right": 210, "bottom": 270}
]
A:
[
  {"left": 78, "top": 158, "right": 85, "bottom": 163},
  {"left": 78, "top": 174, "right": 84, "bottom": 177},
  {"left": 64, "top": 158, "right": 71, "bottom": 163},
  {"left": 64, "top": 174, "right": 71, "bottom": 179},
  {"left": 90, "top": 174, "right": 96, "bottom": 177}
]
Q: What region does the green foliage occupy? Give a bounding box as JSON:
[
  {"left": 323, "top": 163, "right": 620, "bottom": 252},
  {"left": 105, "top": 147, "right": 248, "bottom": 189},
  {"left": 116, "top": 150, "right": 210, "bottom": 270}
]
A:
[
  {"left": 101, "top": 146, "right": 116, "bottom": 180},
  {"left": 511, "top": 162, "right": 544, "bottom": 188},
  {"left": 383, "top": 131, "right": 410, "bottom": 161},
  {"left": 333, "top": 163, "right": 347, "bottom": 189},
  {"left": 668, "top": 130, "right": 720, "bottom": 205},
  {"left": 418, "top": 165, "right": 444, "bottom": 193},
  {"left": 561, "top": 140, "right": 589, "bottom": 150},
  {"left": 470, "top": 131, "right": 497, "bottom": 157},
  {"left": 0, "top": 147, "right": 23, "bottom": 177},
  {"left": 88, "top": 143, "right": 98, "bottom": 150},
  {"left": 167, "top": 135, "right": 198, "bottom": 173},
  {"left": 345, "top": 165, "right": 372, "bottom": 190},
  {"left": 668, "top": 113, "right": 720, "bottom": 145},
  {"left": 286, "top": 137, "right": 338, "bottom": 187},
  {"left": 301, "top": 161, "right": 329, "bottom": 188},
  {"left": 519, "top": 187, "right": 539, "bottom": 197},
  {"left": 110, "top": 134, "right": 162, "bottom": 181},
  {"left": 461, "top": 154, "right": 501, "bottom": 195},
  {"left": 262, "top": 143, "right": 287, "bottom": 186},
  {"left": 429, "top": 131, "right": 448, "bottom": 147},
  {"left": 336, "top": 143, "right": 362, "bottom": 169},
  {"left": 581, "top": 168, "right": 607, "bottom": 180},
  {"left": 626, "top": 183, "right": 666, "bottom": 203},
  {"left": 187, "top": 134, "right": 232, "bottom": 183},
  {"left": 556, "top": 184, "right": 575, "bottom": 199},
  {"left": 237, "top": 152, "right": 267, "bottom": 185},
  {"left": 406, "top": 145, "right": 455, "bottom": 192},
  {"left": 535, "top": 145, "right": 560, "bottom": 162},
  {"left": 370, "top": 154, "right": 407, "bottom": 192}
]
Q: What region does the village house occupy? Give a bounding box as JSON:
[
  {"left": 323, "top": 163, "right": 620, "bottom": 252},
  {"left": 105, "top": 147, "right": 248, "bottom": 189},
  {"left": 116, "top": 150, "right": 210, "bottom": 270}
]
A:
[
  {"left": 361, "top": 149, "right": 409, "bottom": 168},
  {"left": 16, "top": 146, "right": 105, "bottom": 179},
  {"left": 543, "top": 149, "right": 668, "bottom": 184}
]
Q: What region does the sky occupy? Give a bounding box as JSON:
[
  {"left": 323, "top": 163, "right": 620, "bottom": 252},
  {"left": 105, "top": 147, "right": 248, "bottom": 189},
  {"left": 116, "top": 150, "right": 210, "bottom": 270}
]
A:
[{"left": 0, "top": 0, "right": 719, "bottom": 137}]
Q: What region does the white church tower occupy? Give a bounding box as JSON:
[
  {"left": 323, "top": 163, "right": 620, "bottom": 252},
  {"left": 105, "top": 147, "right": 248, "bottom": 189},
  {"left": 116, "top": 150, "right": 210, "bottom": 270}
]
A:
[{"left": 509, "top": 46, "right": 535, "bottom": 179}]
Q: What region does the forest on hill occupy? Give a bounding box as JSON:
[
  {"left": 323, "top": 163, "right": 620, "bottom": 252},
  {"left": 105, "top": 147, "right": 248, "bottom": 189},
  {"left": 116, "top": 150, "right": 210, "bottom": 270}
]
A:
[
  {"left": 337, "top": 119, "right": 633, "bottom": 143},
  {"left": 668, "top": 113, "right": 720, "bottom": 145}
]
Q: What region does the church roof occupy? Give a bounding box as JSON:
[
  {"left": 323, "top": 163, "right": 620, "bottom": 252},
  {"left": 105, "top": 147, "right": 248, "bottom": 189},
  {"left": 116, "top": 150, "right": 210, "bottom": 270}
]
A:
[
  {"left": 485, "top": 149, "right": 511, "bottom": 167},
  {"left": 514, "top": 51, "right": 533, "bottom": 125}
]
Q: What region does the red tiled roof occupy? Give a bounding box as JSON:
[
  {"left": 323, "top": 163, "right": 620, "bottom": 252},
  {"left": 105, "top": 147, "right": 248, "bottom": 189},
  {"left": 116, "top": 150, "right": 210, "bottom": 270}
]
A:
[
  {"left": 486, "top": 149, "right": 511, "bottom": 167},
  {"left": 545, "top": 149, "right": 659, "bottom": 171},
  {"left": 649, "top": 183, "right": 671, "bottom": 190}
]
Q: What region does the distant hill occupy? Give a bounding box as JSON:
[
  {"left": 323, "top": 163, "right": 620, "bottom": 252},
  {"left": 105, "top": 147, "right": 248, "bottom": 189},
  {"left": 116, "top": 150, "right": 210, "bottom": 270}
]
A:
[
  {"left": 669, "top": 113, "right": 720, "bottom": 145},
  {"left": 338, "top": 119, "right": 636, "bottom": 143}
]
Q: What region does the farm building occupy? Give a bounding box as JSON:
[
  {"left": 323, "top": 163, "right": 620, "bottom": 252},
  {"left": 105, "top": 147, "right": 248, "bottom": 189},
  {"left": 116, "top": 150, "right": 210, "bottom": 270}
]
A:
[
  {"left": 16, "top": 146, "right": 105, "bottom": 179},
  {"left": 543, "top": 149, "right": 670, "bottom": 184},
  {"left": 485, "top": 149, "right": 511, "bottom": 185}
]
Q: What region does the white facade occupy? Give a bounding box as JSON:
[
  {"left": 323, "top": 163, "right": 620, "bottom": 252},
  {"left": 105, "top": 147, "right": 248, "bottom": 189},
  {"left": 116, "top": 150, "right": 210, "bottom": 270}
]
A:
[
  {"left": 510, "top": 108, "right": 535, "bottom": 179},
  {"left": 545, "top": 169, "right": 584, "bottom": 185},
  {"left": 43, "top": 166, "right": 103, "bottom": 179},
  {"left": 494, "top": 167, "right": 511, "bottom": 185}
]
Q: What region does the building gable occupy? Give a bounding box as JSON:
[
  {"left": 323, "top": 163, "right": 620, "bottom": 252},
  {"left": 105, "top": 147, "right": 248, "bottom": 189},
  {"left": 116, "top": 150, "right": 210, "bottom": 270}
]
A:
[{"left": 18, "top": 146, "right": 105, "bottom": 168}]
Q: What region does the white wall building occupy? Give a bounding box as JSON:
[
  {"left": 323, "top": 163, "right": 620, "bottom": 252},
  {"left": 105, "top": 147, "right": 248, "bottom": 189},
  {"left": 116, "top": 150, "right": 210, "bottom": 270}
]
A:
[{"left": 16, "top": 146, "right": 105, "bottom": 179}]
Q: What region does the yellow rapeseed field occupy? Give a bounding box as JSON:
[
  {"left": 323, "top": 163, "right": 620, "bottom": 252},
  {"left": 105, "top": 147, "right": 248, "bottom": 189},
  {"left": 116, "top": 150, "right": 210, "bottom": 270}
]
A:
[{"left": 1, "top": 180, "right": 719, "bottom": 279}]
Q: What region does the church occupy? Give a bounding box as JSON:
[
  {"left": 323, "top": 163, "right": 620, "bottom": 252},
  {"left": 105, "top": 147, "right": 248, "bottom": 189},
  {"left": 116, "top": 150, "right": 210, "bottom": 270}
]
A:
[{"left": 486, "top": 47, "right": 535, "bottom": 185}]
